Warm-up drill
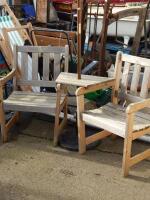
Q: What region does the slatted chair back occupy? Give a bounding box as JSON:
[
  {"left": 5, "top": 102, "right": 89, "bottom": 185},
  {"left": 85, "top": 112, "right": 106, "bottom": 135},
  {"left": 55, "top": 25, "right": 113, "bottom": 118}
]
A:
[
  {"left": 13, "top": 45, "right": 69, "bottom": 89},
  {"left": 113, "top": 52, "right": 150, "bottom": 105},
  {"left": 0, "top": 1, "right": 32, "bottom": 66},
  {"left": 0, "top": 0, "right": 29, "bottom": 38}
]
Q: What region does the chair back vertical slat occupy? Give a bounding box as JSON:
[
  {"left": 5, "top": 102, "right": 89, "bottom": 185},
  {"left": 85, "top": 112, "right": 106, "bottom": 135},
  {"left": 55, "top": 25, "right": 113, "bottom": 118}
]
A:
[
  {"left": 121, "top": 62, "right": 131, "bottom": 90},
  {"left": 13, "top": 45, "right": 18, "bottom": 90},
  {"left": 140, "top": 67, "right": 150, "bottom": 98},
  {"left": 32, "top": 53, "right": 39, "bottom": 80},
  {"left": 54, "top": 53, "right": 61, "bottom": 80},
  {"left": 130, "top": 64, "right": 141, "bottom": 94},
  {"left": 21, "top": 52, "right": 28, "bottom": 80},
  {"left": 112, "top": 51, "right": 123, "bottom": 104},
  {"left": 43, "top": 53, "right": 50, "bottom": 81},
  {"left": 64, "top": 45, "right": 69, "bottom": 72}
]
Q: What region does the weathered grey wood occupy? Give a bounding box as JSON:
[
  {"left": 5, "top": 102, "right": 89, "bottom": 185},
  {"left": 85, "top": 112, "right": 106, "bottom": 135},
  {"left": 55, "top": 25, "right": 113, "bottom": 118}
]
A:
[
  {"left": 13, "top": 45, "right": 18, "bottom": 90},
  {"left": 54, "top": 54, "right": 61, "bottom": 80},
  {"left": 130, "top": 64, "right": 141, "bottom": 94},
  {"left": 17, "top": 80, "right": 56, "bottom": 87},
  {"left": 65, "top": 45, "right": 69, "bottom": 72},
  {"left": 140, "top": 67, "right": 150, "bottom": 98},
  {"left": 122, "top": 54, "right": 150, "bottom": 67},
  {"left": 125, "top": 93, "right": 144, "bottom": 103},
  {"left": 43, "top": 53, "right": 50, "bottom": 81},
  {"left": 32, "top": 53, "right": 39, "bottom": 80},
  {"left": 3, "top": 91, "right": 65, "bottom": 115},
  {"left": 121, "top": 62, "right": 131, "bottom": 90},
  {"left": 21, "top": 52, "right": 28, "bottom": 80},
  {"left": 56, "top": 72, "right": 114, "bottom": 87},
  {"left": 82, "top": 103, "right": 150, "bottom": 138},
  {"left": 17, "top": 46, "right": 66, "bottom": 54}
]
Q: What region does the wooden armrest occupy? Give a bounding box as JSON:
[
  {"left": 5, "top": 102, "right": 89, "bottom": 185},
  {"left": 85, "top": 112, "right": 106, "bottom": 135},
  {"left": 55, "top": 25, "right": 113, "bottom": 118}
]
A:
[
  {"left": 0, "top": 69, "right": 16, "bottom": 86},
  {"left": 75, "top": 80, "right": 115, "bottom": 96},
  {"left": 126, "top": 98, "right": 150, "bottom": 114}
]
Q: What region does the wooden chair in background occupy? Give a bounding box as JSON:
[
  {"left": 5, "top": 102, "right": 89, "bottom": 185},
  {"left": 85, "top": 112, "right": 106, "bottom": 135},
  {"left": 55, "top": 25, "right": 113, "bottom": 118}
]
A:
[
  {"left": 0, "top": 0, "right": 33, "bottom": 66},
  {"left": 0, "top": 45, "right": 69, "bottom": 143},
  {"left": 76, "top": 52, "right": 150, "bottom": 176}
]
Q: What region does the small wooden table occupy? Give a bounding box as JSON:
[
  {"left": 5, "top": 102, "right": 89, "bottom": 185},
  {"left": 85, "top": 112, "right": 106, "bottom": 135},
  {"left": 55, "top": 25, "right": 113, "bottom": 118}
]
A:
[
  {"left": 55, "top": 72, "right": 115, "bottom": 151},
  {"left": 56, "top": 72, "right": 115, "bottom": 113},
  {"left": 56, "top": 72, "right": 115, "bottom": 88}
]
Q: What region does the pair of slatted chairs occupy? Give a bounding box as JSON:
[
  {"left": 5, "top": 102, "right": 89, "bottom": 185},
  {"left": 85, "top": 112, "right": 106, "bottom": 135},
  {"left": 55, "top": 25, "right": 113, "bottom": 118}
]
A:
[
  {"left": 76, "top": 52, "right": 150, "bottom": 176},
  {"left": 0, "top": 44, "right": 69, "bottom": 144}
]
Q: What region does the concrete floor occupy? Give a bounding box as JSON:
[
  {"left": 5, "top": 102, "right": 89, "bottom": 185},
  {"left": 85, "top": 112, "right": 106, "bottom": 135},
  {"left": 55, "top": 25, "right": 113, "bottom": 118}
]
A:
[{"left": 0, "top": 114, "right": 149, "bottom": 200}]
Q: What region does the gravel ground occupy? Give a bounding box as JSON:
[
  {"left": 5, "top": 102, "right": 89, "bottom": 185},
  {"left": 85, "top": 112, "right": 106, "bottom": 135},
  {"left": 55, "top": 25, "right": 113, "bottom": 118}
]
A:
[{"left": 0, "top": 115, "right": 149, "bottom": 200}]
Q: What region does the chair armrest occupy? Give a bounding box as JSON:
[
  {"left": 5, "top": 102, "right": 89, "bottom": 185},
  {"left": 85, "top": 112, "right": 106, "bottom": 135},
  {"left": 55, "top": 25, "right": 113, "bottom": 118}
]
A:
[
  {"left": 126, "top": 98, "right": 150, "bottom": 114},
  {"left": 0, "top": 69, "right": 16, "bottom": 86},
  {"left": 75, "top": 79, "right": 115, "bottom": 96}
]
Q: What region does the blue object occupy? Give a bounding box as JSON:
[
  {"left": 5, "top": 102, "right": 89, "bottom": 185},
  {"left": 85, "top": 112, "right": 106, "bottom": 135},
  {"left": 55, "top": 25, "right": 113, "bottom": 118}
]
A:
[
  {"left": 106, "top": 43, "right": 131, "bottom": 54},
  {"left": 22, "top": 4, "right": 36, "bottom": 20},
  {"left": 0, "top": 52, "right": 8, "bottom": 71}
]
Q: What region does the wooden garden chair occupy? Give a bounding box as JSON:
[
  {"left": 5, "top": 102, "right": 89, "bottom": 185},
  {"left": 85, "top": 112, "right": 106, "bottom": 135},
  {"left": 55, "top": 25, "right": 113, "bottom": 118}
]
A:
[
  {"left": 76, "top": 52, "right": 150, "bottom": 176},
  {"left": 0, "top": 0, "right": 33, "bottom": 66},
  {"left": 0, "top": 45, "right": 69, "bottom": 143}
]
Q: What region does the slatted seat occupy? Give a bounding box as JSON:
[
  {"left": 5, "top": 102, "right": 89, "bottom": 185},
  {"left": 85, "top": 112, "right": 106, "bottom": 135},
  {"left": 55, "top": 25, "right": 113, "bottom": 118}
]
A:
[
  {"left": 83, "top": 103, "right": 150, "bottom": 138},
  {"left": 3, "top": 91, "right": 66, "bottom": 114},
  {"left": 0, "top": 45, "right": 69, "bottom": 143},
  {"left": 76, "top": 52, "right": 150, "bottom": 177}
]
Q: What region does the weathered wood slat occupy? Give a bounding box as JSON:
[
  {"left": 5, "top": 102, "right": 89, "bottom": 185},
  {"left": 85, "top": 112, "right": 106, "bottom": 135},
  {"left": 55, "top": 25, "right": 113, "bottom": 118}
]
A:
[
  {"left": 54, "top": 54, "right": 61, "bottom": 80},
  {"left": 65, "top": 45, "right": 69, "bottom": 72},
  {"left": 56, "top": 72, "right": 114, "bottom": 87},
  {"left": 82, "top": 103, "right": 150, "bottom": 138},
  {"left": 122, "top": 54, "right": 150, "bottom": 67},
  {"left": 21, "top": 52, "right": 28, "bottom": 80},
  {"left": 107, "top": 103, "right": 150, "bottom": 121},
  {"left": 3, "top": 91, "right": 65, "bottom": 114},
  {"left": 17, "top": 80, "right": 56, "bottom": 87},
  {"left": 32, "top": 53, "right": 39, "bottom": 80},
  {"left": 17, "top": 46, "right": 66, "bottom": 53},
  {"left": 43, "top": 53, "right": 50, "bottom": 81},
  {"left": 130, "top": 64, "right": 141, "bottom": 94},
  {"left": 125, "top": 93, "right": 144, "bottom": 103},
  {"left": 121, "top": 62, "right": 131, "bottom": 90},
  {"left": 140, "top": 67, "right": 150, "bottom": 98}
]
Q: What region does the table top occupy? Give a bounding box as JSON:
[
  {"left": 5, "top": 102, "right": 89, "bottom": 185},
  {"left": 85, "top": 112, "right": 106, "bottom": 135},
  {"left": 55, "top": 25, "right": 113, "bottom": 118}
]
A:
[{"left": 56, "top": 72, "right": 115, "bottom": 87}]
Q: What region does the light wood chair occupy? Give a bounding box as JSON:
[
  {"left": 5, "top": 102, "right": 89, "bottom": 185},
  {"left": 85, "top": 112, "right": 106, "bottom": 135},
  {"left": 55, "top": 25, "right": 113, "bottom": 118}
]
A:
[
  {"left": 0, "top": 45, "right": 69, "bottom": 143},
  {"left": 76, "top": 51, "right": 150, "bottom": 176},
  {"left": 0, "top": 0, "right": 33, "bottom": 66}
]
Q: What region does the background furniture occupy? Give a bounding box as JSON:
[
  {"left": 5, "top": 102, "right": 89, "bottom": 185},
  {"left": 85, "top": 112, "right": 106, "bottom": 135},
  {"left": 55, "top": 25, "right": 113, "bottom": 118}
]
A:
[
  {"left": 76, "top": 51, "right": 150, "bottom": 176},
  {"left": 0, "top": 45, "right": 69, "bottom": 142}
]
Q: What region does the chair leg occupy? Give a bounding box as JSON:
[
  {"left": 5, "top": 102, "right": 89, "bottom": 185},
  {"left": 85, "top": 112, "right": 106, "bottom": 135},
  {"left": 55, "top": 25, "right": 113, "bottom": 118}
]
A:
[
  {"left": 0, "top": 104, "right": 7, "bottom": 142},
  {"left": 64, "top": 98, "right": 68, "bottom": 123},
  {"left": 122, "top": 136, "right": 132, "bottom": 177},
  {"left": 76, "top": 94, "right": 86, "bottom": 154},
  {"left": 78, "top": 120, "right": 86, "bottom": 154},
  {"left": 54, "top": 99, "right": 68, "bottom": 146},
  {"left": 54, "top": 110, "right": 60, "bottom": 146},
  {"left": 16, "top": 111, "right": 21, "bottom": 124}
]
